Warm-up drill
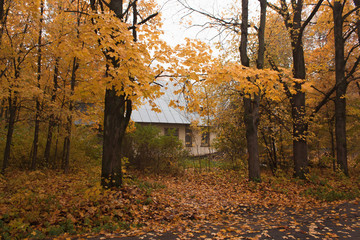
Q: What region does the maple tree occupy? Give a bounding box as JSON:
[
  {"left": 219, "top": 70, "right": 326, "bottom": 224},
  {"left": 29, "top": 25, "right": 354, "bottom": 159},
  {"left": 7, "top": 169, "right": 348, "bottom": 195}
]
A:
[
  {"left": 266, "top": 0, "right": 325, "bottom": 178},
  {"left": 89, "top": 0, "right": 170, "bottom": 188}
]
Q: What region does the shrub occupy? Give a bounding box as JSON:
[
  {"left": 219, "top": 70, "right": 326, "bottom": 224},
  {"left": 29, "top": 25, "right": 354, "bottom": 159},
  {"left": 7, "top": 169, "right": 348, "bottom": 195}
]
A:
[{"left": 125, "top": 124, "right": 188, "bottom": 174}]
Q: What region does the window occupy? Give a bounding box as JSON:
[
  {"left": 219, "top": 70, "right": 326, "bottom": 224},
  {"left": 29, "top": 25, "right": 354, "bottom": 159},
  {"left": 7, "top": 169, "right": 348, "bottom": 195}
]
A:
[
  {"left": 185, "top": 127, "right": 192, "bottom": 147},
  {"left": 201, "top": 127, "right": 210, "bottom": 147},
  {"left": 164, "top": 128, "right": 179, "bottom": 138}
]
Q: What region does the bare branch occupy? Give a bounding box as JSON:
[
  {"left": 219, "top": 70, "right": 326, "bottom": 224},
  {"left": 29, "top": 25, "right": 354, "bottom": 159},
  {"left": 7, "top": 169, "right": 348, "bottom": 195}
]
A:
[{"left": 299, "top": 0, "right": 324, "bottom": 41}]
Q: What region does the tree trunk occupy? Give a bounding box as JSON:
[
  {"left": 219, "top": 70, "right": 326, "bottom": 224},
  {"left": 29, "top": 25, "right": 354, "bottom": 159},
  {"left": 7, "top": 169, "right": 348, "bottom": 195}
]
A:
[
  {"left": 31, "top": 1, "right": 44, "bottom": 170},
  {"left": 240, "top": 0, "right": 266, "bottom": 181},
  {"left": 326, "top": 109, "right": 336, "bottom": 171},
  {"left": 290, "top": 83, "right": 308, "bottom": 178},
  {"left": 2, "top": 97, "right": 17, "bottom": 174},
  {"left": 62, "top": 57, "right": 78, "bottom": 174},
  {"left": 101, "top": 0, "right": 137, "bottom": 188},
  {"left": 102, "top": 88, "right": 132, "bottom": 188},
  {"left": 290, "top": 4, "right": 308, "bottom": 178},
  {"left": 333, "top": 2, "right": 349, "bottom": 176},
  {"left": 54, "top": 125, "right": 60, "bottom": 167},
  {"left": 268, "top": 0, "right": 325, "bottom": 177},
  {"left": 44, "top": 60, "right": 59, "bottom": 165},
  {"left": 0, "top": 0, "right": 7, "bottom": 44},
  {"left": 244, "top": 96, "right": 261, "bottom": 180},
  {"left": 31, "top": 102, "right": 41, "bottom": 170},
  {"left": 44, "top": 117, "right": 55, "bottom": 165},
  {"left": 0, "top": 0, "right": 4, "bottom": 22},
  {"left": 257, "top": 0, "right": 267, "bottom": 70},
  {"left": 240, "top": 0, "right": 260, "bottom": 181}
]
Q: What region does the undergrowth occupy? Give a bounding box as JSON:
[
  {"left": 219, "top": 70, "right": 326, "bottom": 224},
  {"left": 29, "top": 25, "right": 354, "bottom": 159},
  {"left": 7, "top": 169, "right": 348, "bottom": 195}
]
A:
[{"left": 0, "top": 168, "right": 167, "bottom": 239}]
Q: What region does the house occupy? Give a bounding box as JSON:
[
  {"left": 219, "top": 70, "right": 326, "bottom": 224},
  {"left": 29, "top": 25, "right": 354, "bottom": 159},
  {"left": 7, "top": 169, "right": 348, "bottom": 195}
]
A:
[{"left": 131, "top": 79, "right": 216, "bottom": 156}]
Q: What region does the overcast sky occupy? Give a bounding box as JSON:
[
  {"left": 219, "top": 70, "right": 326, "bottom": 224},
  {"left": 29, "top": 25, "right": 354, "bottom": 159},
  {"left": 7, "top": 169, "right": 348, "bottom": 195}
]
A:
[
  {"left": 156, "top": 0, "right": 235, "bottom": 46},
  {"left": 156, "top": 0, "right": 261, "bottom": 47}
]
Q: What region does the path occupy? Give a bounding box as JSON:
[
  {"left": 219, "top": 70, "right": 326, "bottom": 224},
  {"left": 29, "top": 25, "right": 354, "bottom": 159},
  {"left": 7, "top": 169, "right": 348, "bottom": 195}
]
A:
[{"left": 87, "top": 201, "right": 360, "bottom": 239}]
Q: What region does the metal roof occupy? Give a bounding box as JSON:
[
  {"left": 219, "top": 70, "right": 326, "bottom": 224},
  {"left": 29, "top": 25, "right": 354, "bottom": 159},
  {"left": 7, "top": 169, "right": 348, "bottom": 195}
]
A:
[{"left": 131, "top": 79, "right": 197, "bottom": 125}]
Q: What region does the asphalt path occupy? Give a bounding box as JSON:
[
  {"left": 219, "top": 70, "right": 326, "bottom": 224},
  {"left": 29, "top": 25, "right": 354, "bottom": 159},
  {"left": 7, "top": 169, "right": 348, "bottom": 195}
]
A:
[{"left": 86, "top": 201, "right": 360, "bottom": 239}]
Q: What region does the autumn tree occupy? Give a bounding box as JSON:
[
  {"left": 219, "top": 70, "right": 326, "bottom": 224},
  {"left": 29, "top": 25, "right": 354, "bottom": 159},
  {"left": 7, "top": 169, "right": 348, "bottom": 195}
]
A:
[
  {"left": 1, "top": 1, "right": 39, "bottom": 173},
  {"left": 90, "top": 0, "right": 168, "bottom": 188},
  {"left": 30, "top": 0, "right": 44, "bottom": 170},
  {"left": 329, "top": 0, "right": 360, "bottom": 176},
  {"left": 267, "top": 0, "right": 324, "bottom": 178}
]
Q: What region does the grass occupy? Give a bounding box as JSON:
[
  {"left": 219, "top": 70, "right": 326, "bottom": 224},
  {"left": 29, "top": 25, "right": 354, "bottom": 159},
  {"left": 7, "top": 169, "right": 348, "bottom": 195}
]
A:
[{"left": 180, "top": 156, "right": 241, "bottom": 171}]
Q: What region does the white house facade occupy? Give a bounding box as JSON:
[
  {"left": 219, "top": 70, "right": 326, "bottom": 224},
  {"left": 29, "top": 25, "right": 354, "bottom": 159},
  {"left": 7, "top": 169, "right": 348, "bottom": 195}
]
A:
[{"left": 131, "top": 80, "right": 216, "bottom": 156}]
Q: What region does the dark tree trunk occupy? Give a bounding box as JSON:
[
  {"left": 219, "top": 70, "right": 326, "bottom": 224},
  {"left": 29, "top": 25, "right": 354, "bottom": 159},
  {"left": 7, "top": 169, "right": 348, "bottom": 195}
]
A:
[
  {"left": 333, "top": 2, "right": 349, "bottom": 176},
  {"left": 289, "top": 2, "right": 308, "bottom": 179},
  {"left": 2, "top": 97, "right": 17, "bottom": 174},
  {"left": 31, "top": 1, "right": 44, "bottom": 170},
  {"left": 240, "top": 0, "right": 266, "bottom": 181},
  {"left": 102, "top": 88, "right": 132, "bottom": 188},
  {"left": 268, "top": 0, "right": 324, "bottom": 178},
  {"left": 0, "top": 0, "right": 7, "bottom": 43},
  {"left": 44, "top": 118, "right": 55, "bottom": 165},
  {"left": 31, "top": 102, "right": 41, "bottom": 170},
  {"left": 44, "top": 60, "right": 59, "bottom": 165},
  {"left": 0, "top": 0, "right": 4, "bottom": 21},
  {"left": 54, "top": 125, "right": 60, "bottom": 167},
  {"left": 44, "top": 59, "right": 59, "bottom": 165},
  {"left": 239, "top": 0, "right": 250, "bottom": 68},
  {"left": 290, "top": 83, "right": 308, "bottom": 178},
  {"left": 261, "top": 126, "right": 277, "bottom": 175},
  {"left": 101, "top": 0, "right": 138, "bottom": 188},
  {"left": 0, "top": 99, "right": 5, "bottom": 119},
  {"left": 243, "top": 96, "right": 261, "bottom": 181},
  {"left": 62, "top": 57, "right": 78, "bottom": 174},
  {"left": 2, "top": 57, "right": 21, "bottom": 174},
  {"left": 257, "top": 0, "right": 267, "bottom": 70},
  {"left": 326, "top": 109, "right": 336, "bottom": 171},
  {"left": 240, "top": 0, "right": 260, "bottom": 181}
]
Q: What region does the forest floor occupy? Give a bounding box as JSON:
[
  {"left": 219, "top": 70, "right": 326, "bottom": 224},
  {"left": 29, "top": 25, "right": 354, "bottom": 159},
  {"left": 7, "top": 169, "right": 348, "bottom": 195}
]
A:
[{"left": 1, "top": 166, "right": 360, "bottom": 239}]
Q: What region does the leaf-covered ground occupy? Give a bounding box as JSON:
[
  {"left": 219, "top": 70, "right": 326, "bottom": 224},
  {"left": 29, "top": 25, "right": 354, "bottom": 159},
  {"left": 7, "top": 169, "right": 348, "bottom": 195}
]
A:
[{"left": 1, "top": 167, "right": 359, "bottom": 239}]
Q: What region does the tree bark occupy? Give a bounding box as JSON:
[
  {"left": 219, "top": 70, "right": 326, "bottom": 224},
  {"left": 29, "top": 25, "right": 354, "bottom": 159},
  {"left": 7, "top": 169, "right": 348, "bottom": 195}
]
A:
[
  {"left": 268, "top": 0, "right": 325, "bottom": 178},
  {"left": 243, "top": 96, "right": 261, "bottom": 180},
  {"left": 0, "top": 0, "right": 7, "bottom": 44},
  {"left": 333, "top": 2, "right": 349, "bottom": 176},
  {"left": 257, "top": 0, "right": 267, "bottom": 70},
  {"left": 0, "top": 0, "right": 4, "bottom": 22},
  {"left": 31, "top": 0, "right": 44, "bottom": 170},
  {"left": 102, "top": 90, "right": 130, "bottom": 187},
  {"left": 101, "top": 0, "right": 130, "bottom": 188},
  {"left": 240, "top": 0, "right": 266, "bottom": 181},
  {"left": 2, "top": 97, "right": 16, "bottom": 174},
  {"left": 290, "top": 2, "right": 308, "bottom": 178},
  {"left": 62, "top": 57, "right": 78, "bottom": 174},
  {"left": 44, "top": 60, "right": 59, "bottom": 165},
  {"left": 241, "top": 0, "right": 260, "bottom": 181},
  {"left": 102, "top": 88, "right": 132, "bottom": 188},
  {"left": 31, "top": 102, "right": 41, "bottom": 170}
]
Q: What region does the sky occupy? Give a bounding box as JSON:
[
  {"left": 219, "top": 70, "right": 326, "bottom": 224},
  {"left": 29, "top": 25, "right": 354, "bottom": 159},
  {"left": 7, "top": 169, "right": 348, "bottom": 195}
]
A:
[{"left": 156, "top": 0, "right": 235, "bottom": 46}]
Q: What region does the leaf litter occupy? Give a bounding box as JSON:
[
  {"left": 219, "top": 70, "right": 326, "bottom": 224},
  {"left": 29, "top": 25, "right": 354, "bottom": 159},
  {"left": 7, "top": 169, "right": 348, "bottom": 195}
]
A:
[{"left": 1, "top": 168, "right": 359, "bottom": 239}]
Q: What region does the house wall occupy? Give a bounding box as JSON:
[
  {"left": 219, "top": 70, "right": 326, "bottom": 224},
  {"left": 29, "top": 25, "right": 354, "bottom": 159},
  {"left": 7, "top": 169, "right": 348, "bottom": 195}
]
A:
[
  {"left": 138, "top": 123, "right": 216, "bottom": 156},
  {"left": 190, "top": 127, "right": 217, "bottom": 156}
]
